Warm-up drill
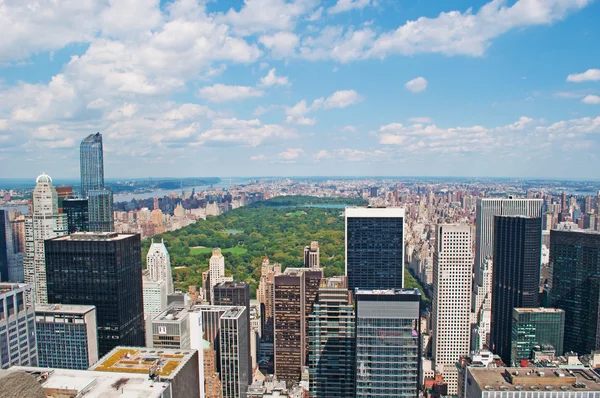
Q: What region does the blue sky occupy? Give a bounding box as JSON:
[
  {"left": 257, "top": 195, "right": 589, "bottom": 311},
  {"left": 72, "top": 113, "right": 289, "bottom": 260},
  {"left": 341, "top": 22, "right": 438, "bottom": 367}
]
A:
[{"left": 1, "top": 0, "right": 599, "bottom": 179}]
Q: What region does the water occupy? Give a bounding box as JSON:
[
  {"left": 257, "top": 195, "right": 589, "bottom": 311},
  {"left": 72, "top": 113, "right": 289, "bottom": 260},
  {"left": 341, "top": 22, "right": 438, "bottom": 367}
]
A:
[
  {"left": 0, "top": 205, "right": 28, "bottom": 215},
  {"left": 114, "top": 178, "right": 251, "bottom": 202}
]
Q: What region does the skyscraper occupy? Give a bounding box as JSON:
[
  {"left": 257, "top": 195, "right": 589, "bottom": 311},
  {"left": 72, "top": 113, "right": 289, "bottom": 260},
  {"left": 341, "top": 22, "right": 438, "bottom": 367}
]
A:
[
  {"left": 147, "top": 238, "right": 174, "bottom": 295},
  {"left": 550, "top": 229, "right": 600, "bottom": 354},
  {"left": 491, "top": 215, "right": 542, "bottom": 364},
  {"left": 473, "top": 198, "right": 543, "bottom": 318},
  {"left": 354, "top": 288, "right": 421, "bottom": 398},
  {"left": 24, "top": 174, "right": 68, "bottom": 304},
  {"left": 303, "top": 241, "right": 320, "bottom": 269},
  {"left": 511, "top": 308, "right": 565, "bottom": 363},
  {"left": 62, "top": 198, "right": 89, "bottom": 233},
  {"left": 220, "top": 306, "right": 250, "bottom": 398},
  {"left": 256, "top": 258, "right": 281, "bottom": 343},
  {"left": 80, "top": 133, "right": 104, "bottom": 198},
  {"left": 0, "top": 210, "right": 12, "bottom": 282},
  {"left": 273, "top": 267, "right": 322, "bottom": 383},
  {"left": 308, "top": 276, "right": 355, "bottom": 398},
  {"left": 87, "top": 189, "right": 114, "bottom": 232},
  {"left": 0, "top": 283, "right": 37, "bottom": 369},
  {"left": 208, "top": 248, "right": 233, "bottom": 304},
  {"left": 151, "top": 305, "right": 191, "bottom": 349},
  {"left": 345, "top": 207, "right": 405, "bottom": 291},
  {"left": 35, "top": 304, "right": 98, "bottom": 369},
  {"left": 45, "top": 232, "right": 145, "bottom": 356},
  {"left": 432, "top": 224, "right": 473, "bottom": 395}
]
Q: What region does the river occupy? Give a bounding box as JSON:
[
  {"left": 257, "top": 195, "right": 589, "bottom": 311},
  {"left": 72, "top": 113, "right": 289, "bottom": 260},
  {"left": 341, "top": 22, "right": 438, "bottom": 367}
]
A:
[{"left": 113, "top": 178, "right": 251, "bottom": 202}]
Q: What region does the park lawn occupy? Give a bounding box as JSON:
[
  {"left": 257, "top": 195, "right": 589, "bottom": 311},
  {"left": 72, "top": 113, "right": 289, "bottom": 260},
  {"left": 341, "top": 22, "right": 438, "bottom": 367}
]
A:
[{"left": 190, "top": 246, "right": 248, "bottom": 255}]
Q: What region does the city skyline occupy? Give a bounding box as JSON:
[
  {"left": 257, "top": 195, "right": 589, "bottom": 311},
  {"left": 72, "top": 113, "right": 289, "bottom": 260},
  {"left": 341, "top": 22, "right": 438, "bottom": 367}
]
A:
[{"left": 0, "top": 1, "right": 599, "bottom": 179}]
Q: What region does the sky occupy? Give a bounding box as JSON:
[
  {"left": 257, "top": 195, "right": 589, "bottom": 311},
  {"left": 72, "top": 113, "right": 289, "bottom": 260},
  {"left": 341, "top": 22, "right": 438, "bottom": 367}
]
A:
[{"left": 0, "top": 0, "right": 600, "bottom": 180}]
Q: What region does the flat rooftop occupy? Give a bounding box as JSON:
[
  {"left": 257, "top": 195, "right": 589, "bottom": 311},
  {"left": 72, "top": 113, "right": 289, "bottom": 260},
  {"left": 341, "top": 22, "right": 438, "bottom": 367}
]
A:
[
  {"left": 355, "top": 288, "right": 421, "bottom": 296},
  {"left": 0, "top": 283, "right": 28, "bottom": 295},
  {"left": 90, "top": 347, "right": 195, "bottom": 379},
  {"left": 469, "top": 367, "right": 600, "bottom": 392},
  {"left": 345, "top": 206, "right": 405, "bottom": 218},
  {"left": 153, "top": 305, "right": 189, "bottom": 322},
  {"left": 11, "top": 366, "right": 170, "bottom": 398},
  {"left": 52, "top": 232, "right": 136, "bottom": 241},
  {"left": 34, "top": 304, "right": 96, "bottom": 315},
  {"left": 222, "top": 306, "right": 245, "bottom": 319},
  {"left": 514, "top": 307, "right": 565, "bottom": 314}
]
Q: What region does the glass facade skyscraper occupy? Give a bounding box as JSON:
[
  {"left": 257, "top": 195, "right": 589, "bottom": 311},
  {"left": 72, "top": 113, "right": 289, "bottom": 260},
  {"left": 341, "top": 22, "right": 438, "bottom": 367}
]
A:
[
  {"left": 491, "top": 215, "right": 542, "bottom": 365},
  {"left": 511, "top": 308, "right": 565, "bottom": 364},
  {"left": 345, "top": 207, "right": 405, "bottom": 291},
  {"left": 88, "top": 189, "right": 114, "bottom": 232},
  {"left": 62, "top": 198, "right": 89, "bottom": 233},
  {"left": 45, "top": 232, "right": 144, "bottom": 357},
  {"left": 550, "top": 229, "right": 600, "bottom": 354},
  {"left": 80, "top": 133, "right": 104, "bottom": 198},
  {"left": 354, "top": 288, "right": 421, "bottom": 398}
]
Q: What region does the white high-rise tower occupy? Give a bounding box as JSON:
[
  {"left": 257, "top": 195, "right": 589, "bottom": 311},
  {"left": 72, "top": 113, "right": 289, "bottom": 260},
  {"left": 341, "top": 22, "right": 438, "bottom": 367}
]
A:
[
  {"left": 24, "top": 174, "right": 67, "bottom": 304},
  {"left": 432, "top": 223, "right": 473, "bottom": 395},
  {"left": 146, "top": 238, "right": 174, "bottom": 294},
  {"left": 208, "top": 248, "right": 232, "bottom": 304}
]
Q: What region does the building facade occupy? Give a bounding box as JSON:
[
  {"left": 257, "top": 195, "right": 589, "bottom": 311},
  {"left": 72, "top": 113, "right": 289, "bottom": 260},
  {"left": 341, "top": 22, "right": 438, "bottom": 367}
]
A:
[
  {"left": 24, "top": 174, "right": 68, "bottom": 304},
  {"left": 345, "top": 207, "right": 405, "bottom": 291},
  {"left": 303, "top": 241, "right": 320, "bottom": 269},
  {"left": 511, "top": 308, "right": 565, "bottom": 364},
  {"left": 354, "top": 288, "right": 421, "bottom": 398},
  {"left": 45, "top": 232, "right": 145, "bottom": 357},
  {"left": 147, "top": 238, "right": 174, "bottom": 295},
  {"left": 35, "top": 304, "right": 98, "bottom": 369},
  {"left": 491, "top": 216, "right": 542, "bottom": 364},
  {"left": 143, "top": 276, "right": 168, "bottom": 319},
  {"left": 62, "top": 198, "right": 89, "bottom": 233},
  {"left": 0, "top": 283, "right": 37, "bottom": 369},
  {"left": 273, "top": 268, "right": 322, "bottom": 383},
  {"left": 220, "top": 307, "right": 250, "bottom": 398},
  {"left": 432, "top": 224, "right": 473, "bottom": 395},
  {"left": 208, "top": 248, "right": 233, "bottom": 304},
  {"left": 256, "top": 258, "right": 281, "bottom": 343},
  {"left": 151, "top": 305, "right": 190, "bottom": 349},
  {"left": 308, "top": 277, "right": 355, "bottom": 398},
  {"left": 80, "top": 132, "right": 104, "bottom": 198},
  {"left": 87, "top": 189, "right": 114, "bottom": 232},
  {"left": 550, "top": 229, "right": 600, "bottom": 354}
]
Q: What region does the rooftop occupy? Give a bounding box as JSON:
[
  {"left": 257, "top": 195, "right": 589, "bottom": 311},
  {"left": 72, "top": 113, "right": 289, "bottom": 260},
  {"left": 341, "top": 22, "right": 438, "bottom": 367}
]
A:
[
  {"left": 90, "top": 347, "right": 195, "bottom": 379},
  {"left": 222, "top": 306, "right": 245, "bottom": 319},
  {"left": 345, "top": 206, "right": 405, "bottom": 218},
  {"left": 34, "top": 304, "right": 96, "bottom": 315},
  {"left": 11, "top": 366, "right": 170, "bottom": 398},
  {"left": 153, "top": 305, "right": 189, "bottom": 323},
  {"left": 0, "top": 283, "right": 29, "bottom": 295},
  {"left": 355, "top": 288, "right": 421, "bottom": 296},
  {"left": 52, "top": 232, "right": 136, "bottom": 241},
  {"left": 468, "top": 367, "right": 600, "bottom": 392},
  {"left": 514, "top": 307, "right": 565, "bottom": 314}
]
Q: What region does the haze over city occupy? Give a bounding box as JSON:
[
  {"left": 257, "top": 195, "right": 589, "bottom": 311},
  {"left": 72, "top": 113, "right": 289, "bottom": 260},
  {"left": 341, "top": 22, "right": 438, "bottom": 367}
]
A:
[{"left": 1, "top": 0, "right": 599, "bottom": 178}]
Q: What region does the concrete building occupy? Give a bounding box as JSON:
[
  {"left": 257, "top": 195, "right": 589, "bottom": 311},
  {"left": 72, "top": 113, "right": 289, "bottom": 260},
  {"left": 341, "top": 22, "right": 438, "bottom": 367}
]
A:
[
  {"left": 273, "top": 268, "right": 322, "bottom": 383},
  {"left": 90, "top": 346, "right": 200, "bottom": 398},
  {"left": 45, "top": 232, "right": 144, "bottom": 357},
  {"left": 472, "top": 258, "right": 493, "bottom": 351},
  {"left": 256, "top": 258, "right": 281, "bottom": 344},
  {"left": 11, "top": 366, "right": 172, "bottom": 397},
  {"left": 550, "top": 229, "right": 600, "bottom": 355},
  {"left": 220, "top": 307, "right": 250, "bottom": 398},
  {"left": 354, "top": 288, "right": 421, "bottom": 398},
  {"left": 143, "top": 274, "right": 168, "bottom": 319},
  {"left": 345, "top": 207, "right": 405, "bottom": 291},
  {"left": 34, "top": 304, "right": 98, "bottom": 369},
  {"left": 465, "top": 366, "right": 600, "bottom": 397},
  {"left": 432, "top": 224, "right": 473, "bottom": 395},
  {"left": 147, "top": 238, "right": 174, "bottom": 295},
  {"left": 473, "top": 198, "right": 543, "bottom": 319},
  {"left": 303, "top": 241, "right": 319, "bottom": 269},
  {"left": 208, "top": 248, "right": 233, "bottom": 304},
  {"left": 308, "top": 276, "right": 354, "bottom": 398},
  {"left": 24, "top": 174, "right": 68, "bottom": 304},
  {"left": 151, "top": 305, "right": 190, "bottom": 349},
  {"left": 511, "top": 308, "right": 565, "bottom": 364},
  {"left": 87, "top": 189, "right": 114, "bottom": 232},
  {"left": 0, "top": 283, "right": 37, "bottom": 369},
  {"left": 491, "top": 216, "right": 542, "bottom": 364}
]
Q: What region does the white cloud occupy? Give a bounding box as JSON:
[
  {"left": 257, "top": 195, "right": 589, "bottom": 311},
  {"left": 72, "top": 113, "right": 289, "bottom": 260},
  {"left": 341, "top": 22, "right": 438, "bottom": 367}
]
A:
[
  {"left": 259, "top": 68, "right": 290, "bottom": 87},
  {"left": 106, "top": 103, "right": 138, "bottom": 120},
  {"left": 315, "top": 149, "right": 330, "bottom": 159},
  {"left": 277, "top": 147, "right": 304, "bottom": 161},
  {"left": 567, "top": 69, "right": 600, "bottom": 83},
  {"left": 328, "top": 0, "right": 371, "bottom": 14},
  {"left": 324, "top": 90, "right": 362, "bottom": 108},
  {"left": 408, "top": 117, "right": 432, "bottom": 124},
  {"left": 341, "top": 125, "right": 356, "bottom": 133},
  {"left": 582, "top": 95, "right": 600, "bottom": 105},
  {"left": 259, "top": 32, "right": 300, "bottom": 58},
  {"left": 0, "top": 120, "right": 7, "bottom": 130},
  {"left": 163, "top": 104, "right": 217, "bottom": 121},
  {"left": 100, "top": 0, "right": 163, "bottom": 38},
  {"left": 250, "top": 154, "right": 267, "bottom": 161},
  {"left": 195, "top": 118, "right": 296, "bottom": 146},
  {"left": 198, "top": 84, "right": 265, "bottom": 102},
  {"left": 295, "top": 117, "right": 317, "bottom": 126},
  {"left": 307, "top": 7, "right": 324, "bottom": 21},
  {"left": 405, "top": 77, "right": 428, "bottom": 93}
]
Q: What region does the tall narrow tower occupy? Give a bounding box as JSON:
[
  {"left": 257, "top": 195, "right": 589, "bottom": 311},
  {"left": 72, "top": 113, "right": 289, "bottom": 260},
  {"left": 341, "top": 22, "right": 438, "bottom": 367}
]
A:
[
  {"left": 24, "top": 174, "right": 67, "bottom": 304},
  {"left": 147, "top": 239, "right": 174, "bottom": 295},
  {"left": 432, "top": 224, "right": 473, "bottom": 395},
  {"left": 208, "top": 248, "right": 232, "bottom": 304},
  {"left": 80, "top": 133, "right": 113, "bottom": 232}
]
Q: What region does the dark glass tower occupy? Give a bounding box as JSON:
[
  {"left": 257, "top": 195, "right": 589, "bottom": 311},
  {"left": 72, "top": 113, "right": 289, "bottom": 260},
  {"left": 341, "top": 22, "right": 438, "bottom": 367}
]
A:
[
  {"left": 345, "top": 207, "right": 404, "bottom": 291},
  {"left": 45, "top": 232, "right": 144, "bottom": 356},
  {"left": 213, "top": 281, "right": 252, "bottom": 385},
  {"left": 0, "top": 210, "right": 9, "bottom": 282},
  {"left": 550, "top": 229, "right": 600, "bottom": 354},
  {"left": 491, "top": 215, "right": 541, "bottom": 364},
  {"left": 88, "top": 190, "right": 114, "bottom": 232},
  {"left": 354, "top": 288, "right": 421, "bottom": 398},
  {"left": 62, "top": 198, "right": 89, "bottom": 233},
  {"left": 511, "top": 308, "right": 564, "bottom": 363},
  {"left": 80, "top": 133, "right": 104, "bottom": 198}
]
